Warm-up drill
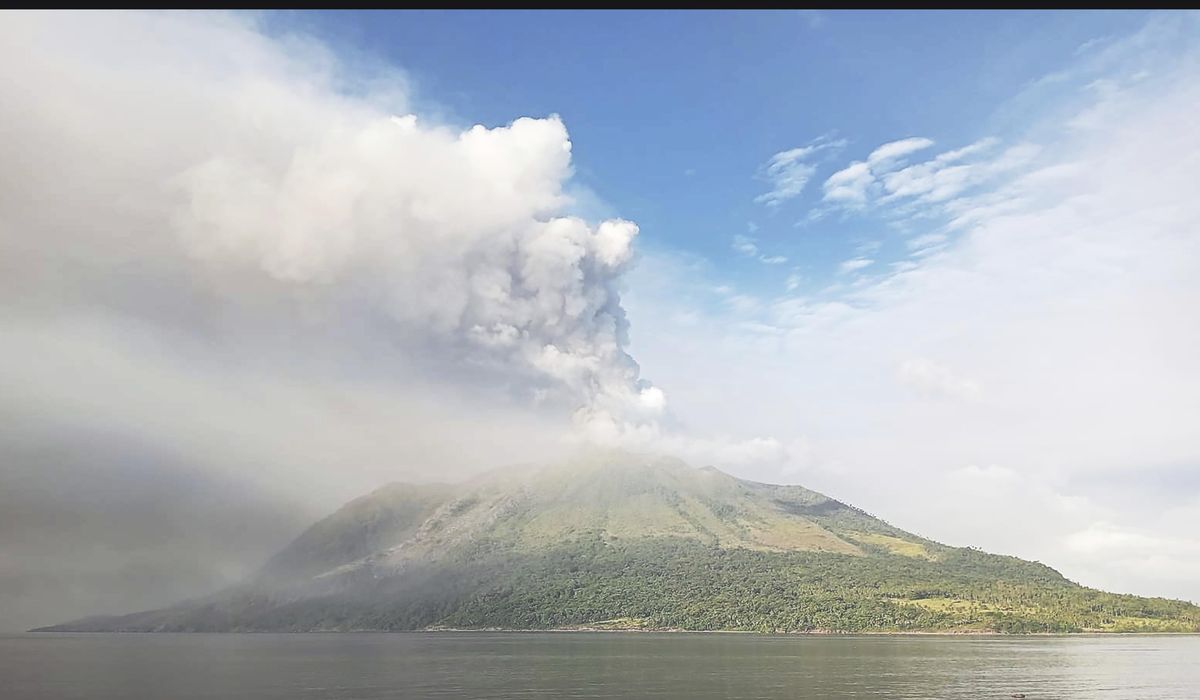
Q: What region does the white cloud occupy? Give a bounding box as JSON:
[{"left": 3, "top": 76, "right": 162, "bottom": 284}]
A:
[
  {"left": 866, "top": 136, "right": 935, "bottom": 168},
  {"left": 1064, "top": 522, "right": 1166, "bottom": 555},
  {"left": 731, "top": 234, "right": 760, "bottom": 256},
  {"left": 881, "top": 142, "right": 1039, "bottom": 203},
  {"left": 726, "top": 294, "right": 763, "bottom": 314},
  {"left": 933, "top": 137, "right": 1001, "bottom": 164},
  {"left": 898, "top": 358, "right": 982, "bottom": 402},
  {"left": 819, "top": 136, "right": 934, "bottom": 206},
  {"left": 733, "top": 234, "right": 788, "bottom": 265},
  {"left": 951, "top": 464, "right": 1020, "bottom": 484},
  {"left": 906, "top": 232, "right": 948, "bottom": 251},
  {"left": 820, "top": 134, "right": 1033, "bottom": 230},
  {"left": 838, "top": 257, "right": 874, "bottom": 274},
  {"left": 755, "top": 137, "right": 844, "bottom": 207},
  {"left": 1061, "top": 519, "right": 1200, "bottom": 598},
  {"left": 625, "top": 14, "right": 1200, "bottom": 602},
  {"left": 796, "top": 207, "right": 828, "bottom": 227},
  {"left": 822, "top": 161, "right": 874, "bottom": 204}
]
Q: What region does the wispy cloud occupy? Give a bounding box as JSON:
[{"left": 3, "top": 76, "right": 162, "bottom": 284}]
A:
[
  {"left": 906, "top": 231, "right": 949, "bottom": 253},
  {"left": 838, "top": 257, "right": 874, "bottom": 274},
  {"left": 732, "top": 234, "right": 787, "bottom": 265},
  {"left": 731, "top": 234, "right": 759, "bottom": 257},
  {"left": 880, "top": 140, "right": 1035, "bottom": 204},
  {"left": 817, "top": 134, "right": 1040, "bottom": 244},
  {"left": 822, "top": 161, "right": 874, "bottom": 205},
  {"left": 867, "top": 137, "right": 935, "bottom": 167},
  {"left": 821, "top": 137, "right": 934, "bottom": 206},
  {"left": 794, "top": 207, "right": 828, "bottom": 228},
  {"left": 755, "top": 136, "right": 845, "bottom": 207}
]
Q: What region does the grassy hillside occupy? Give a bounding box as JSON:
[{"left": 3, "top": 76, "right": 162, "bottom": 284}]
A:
[{"left": 36, "top": 451, "right": 1200, "bottom": 634}]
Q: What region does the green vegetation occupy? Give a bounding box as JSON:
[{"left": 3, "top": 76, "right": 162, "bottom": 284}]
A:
[
  {"left": 36, "top": 451, "right": 1200, "bottom": 634},
  {"left": 843, "top": 532, "right": 936, "bottom": 560},
  {"left": 435, "top": 536, "right": 1199, "bottom": 633}
]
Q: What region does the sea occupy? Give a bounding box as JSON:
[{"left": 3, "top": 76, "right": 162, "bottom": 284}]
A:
[{"left": 2, "top": 632, "right": 1197, "bottom": 699}]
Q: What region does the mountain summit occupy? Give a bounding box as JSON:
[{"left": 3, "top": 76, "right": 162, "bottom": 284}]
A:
[{"left": 38, "top": 452, "right": 1200, "bottom": 633}]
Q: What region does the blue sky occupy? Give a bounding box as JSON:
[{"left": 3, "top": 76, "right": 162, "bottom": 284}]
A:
[{"left": 273, "top": 9, "right": 1149, "bottom": 296}]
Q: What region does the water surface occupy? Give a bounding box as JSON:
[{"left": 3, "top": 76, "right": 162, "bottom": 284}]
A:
[{"left": 2, "top": 632, "right": 1197, "bottom": 699}]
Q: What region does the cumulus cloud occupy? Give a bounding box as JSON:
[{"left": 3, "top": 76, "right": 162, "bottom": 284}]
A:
[{"left": 755, "top": 136, "right": 845, "bottom": 207}]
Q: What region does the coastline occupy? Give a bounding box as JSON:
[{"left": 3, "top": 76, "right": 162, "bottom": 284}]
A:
[
  {"left": 421, "top": 627, "right": 1200, "bottom": 636},
  {"left": 22, "top": 627, "right": 1200, "bottom": 636}
]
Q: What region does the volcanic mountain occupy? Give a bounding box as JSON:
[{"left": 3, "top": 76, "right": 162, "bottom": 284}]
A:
[{"left": 37, "top": 451, "right": 1200, "bottom": 633}]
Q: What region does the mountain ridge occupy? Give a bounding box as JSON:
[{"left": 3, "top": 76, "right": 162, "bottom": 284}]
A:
[{"left": 35, "top": 451, "right": 1200, "bottom": 634}]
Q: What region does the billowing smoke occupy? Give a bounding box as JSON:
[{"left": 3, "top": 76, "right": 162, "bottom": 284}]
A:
[
  {"left": 0, "top": 11, "right": 668, "bottom": 440},
  {"left": 2, "top": 9, "right": 769, "bottom": 631},
  {"left": 174, "top": 110, "right": 657, "bottom": 431}
]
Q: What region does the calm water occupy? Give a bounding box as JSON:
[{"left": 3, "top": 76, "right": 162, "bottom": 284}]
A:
[{"left": 1, "top": 632, "right": 1198, "bottom": 699}]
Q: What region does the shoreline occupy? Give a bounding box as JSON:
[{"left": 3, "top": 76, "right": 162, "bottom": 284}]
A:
[
  {"left": 422, "top": 627, "right": 1200, "bottom": 636},
  {"left": 25, "top": 627, "right": 1200, "bottom": 636}
]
